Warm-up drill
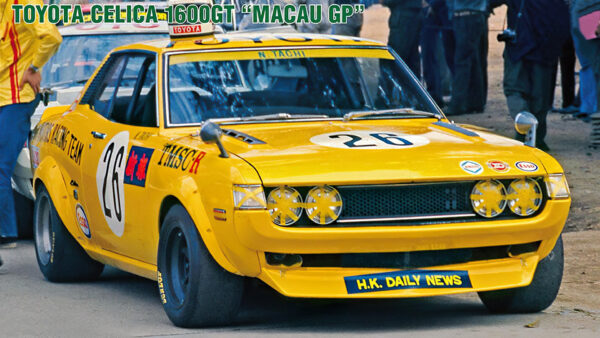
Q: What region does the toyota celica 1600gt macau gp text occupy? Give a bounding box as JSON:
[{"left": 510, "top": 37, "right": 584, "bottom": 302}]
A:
[{"left": 29, "top": 24, "right": 571, "bottom": 327}]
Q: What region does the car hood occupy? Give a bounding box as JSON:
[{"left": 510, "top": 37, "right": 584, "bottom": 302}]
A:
[{"left": 203, "top": 119, "right": 548, "bottom": 186}]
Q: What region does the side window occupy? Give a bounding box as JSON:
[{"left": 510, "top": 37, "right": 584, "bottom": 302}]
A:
[
  {"left": 127, "top": 61, "right": 157, "bottom": 127},
  {"left": 86, "top": 55, "right": 127, "bottom": 117},
  {"left": 83, "top": 53, "right": 157, "bottom": 127}
]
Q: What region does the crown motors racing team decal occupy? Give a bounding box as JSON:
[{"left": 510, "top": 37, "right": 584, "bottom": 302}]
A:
[
  {"left": 96, "top": 131, "right": 129, "bottom": 237},
  {"left": 487, "top": 160, "right": 510, "bottom": 173},
  {"left": 310, "top": 131, "right": 430, "bottom": 149},
  {"left": 345, "top": 270, "right": 472, "bottom": 294},
  {"left": 515, "top": 161, "right": 539, "bottom": 172},
  {"left": 75, "top": 204, "right": 91, "bottom": 238},
  {"left": 460, "top": 160, "right": 483, "bottom": 175}
]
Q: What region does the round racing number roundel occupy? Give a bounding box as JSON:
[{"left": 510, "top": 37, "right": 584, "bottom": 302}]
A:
[
  {"left": 95, "top": 131, "right": 129, "bottom": 237},
  {"left": 310, "top": 131, "right": 430, "bottom": 149}
]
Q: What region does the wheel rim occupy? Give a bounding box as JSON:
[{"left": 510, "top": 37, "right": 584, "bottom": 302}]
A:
[
  {"left": 166, "top": 227, "right": 190, "bottom": 307},
  {"left": 34, "top": 194, "right": 52, "bottom": 266}
]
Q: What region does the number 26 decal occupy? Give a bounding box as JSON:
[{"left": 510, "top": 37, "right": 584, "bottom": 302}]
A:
[
  {"left": 96, "top": 131, "right": 129, "bottom": 237},
  {"left": 311, "top": 131, "right": 429, "bottom": 149}
]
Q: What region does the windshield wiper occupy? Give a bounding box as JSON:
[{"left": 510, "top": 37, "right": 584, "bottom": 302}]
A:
[
  {"left": 216, "top": 113, "right": 330, "bottom": 123},
  {"left": 343, "top": 108, "right": 441, "bottom": 122}
]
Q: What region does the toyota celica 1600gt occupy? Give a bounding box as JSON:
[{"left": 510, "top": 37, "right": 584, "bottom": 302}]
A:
[{"left": 29, "top": 30, "right": 571, "bottom": 327}]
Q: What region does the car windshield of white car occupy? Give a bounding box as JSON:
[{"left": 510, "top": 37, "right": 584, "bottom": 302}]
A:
[{"left": 166, "top": 50, "right": 438, "bottom": 125}]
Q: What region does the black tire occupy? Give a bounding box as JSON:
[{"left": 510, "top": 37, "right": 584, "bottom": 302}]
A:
[
  {"left": 14, "top": 190, "right": 33, "bottom": 238},
  {"left": 157, "top": 204, "right": 243, "bottom": 327},
  {"left": 33, "top": 184, "right": 104, "bottom": 282},
  {"left": 478, "top": 236, "right": 564, "bottom": 313}
]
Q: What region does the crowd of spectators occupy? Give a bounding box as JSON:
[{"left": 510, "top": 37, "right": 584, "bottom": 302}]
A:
[{"left": 379, "top": 0, "right": 600, "bottom": 150}]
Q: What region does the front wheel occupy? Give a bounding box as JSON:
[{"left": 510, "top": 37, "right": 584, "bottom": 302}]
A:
[
  {"left": 478, "top": 235, "right": 564, "bottom": 313},
  {"left": 157, "top": 204, "right": 243, "bottom": 327}
]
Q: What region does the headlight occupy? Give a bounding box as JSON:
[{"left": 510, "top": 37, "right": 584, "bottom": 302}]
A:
[
  {"left": 233, "top": 184, "right": 266, "bottom": 209},
  {"left": 305, "top": 185, "right": 343, "bottom": 225},
  {"left": 470, "top": 180, "right": 507, "bottom": 218},
  {"left": 545, "top": 174, "right": 570, "bottom": 199},
  {"left": 506, "top": 178, "right": 543, "bottom": 216},
  {"left": 267, "top": 186, "right": 303, "bottom": 226}
]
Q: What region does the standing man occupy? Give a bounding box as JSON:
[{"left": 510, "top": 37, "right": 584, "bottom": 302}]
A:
[
  {"left": 0, "top": 0, "right": 62, "bottom": 264},
  {"left": 381, "top": 0, "right": 424, "bottom": 77},
  {"left": 491, "top": 0, "right": 570, "bottom": 151},
  {"left": 446, "top": 0, "right": 489, "bottom": 115}
]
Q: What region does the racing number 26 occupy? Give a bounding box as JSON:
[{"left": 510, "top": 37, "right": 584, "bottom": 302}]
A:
[
  {"left": 330, "top": 133, "right": 413, "bottom": 148},
  {"left": 101, "top": 143, "right": 125, "bottom": 222}
]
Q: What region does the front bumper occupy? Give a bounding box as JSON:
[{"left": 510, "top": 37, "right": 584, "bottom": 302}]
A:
[{"left": 230, "top": 199, "right": 569, "bottom": 298}]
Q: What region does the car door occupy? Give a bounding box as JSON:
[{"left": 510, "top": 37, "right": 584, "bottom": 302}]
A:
[{"left": 77, "top": 51, "right": 160, "bottom": 263}]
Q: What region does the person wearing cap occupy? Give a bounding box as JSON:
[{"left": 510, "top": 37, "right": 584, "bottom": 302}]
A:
[{"left": 0, "top": 0, "right": 61, "bottom": 259}]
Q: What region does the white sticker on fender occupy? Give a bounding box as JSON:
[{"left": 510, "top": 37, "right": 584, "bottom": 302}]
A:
[
  {"left": 310, "top": 131, "right": 430, "bottom": 149},
  {"left": 96, "top": 131, "right": 129, "bottom": 237}
]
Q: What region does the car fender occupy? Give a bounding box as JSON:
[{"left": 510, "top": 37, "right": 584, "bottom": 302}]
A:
[
  {"left": 33, "top": 156, "right": 79, "bottom": 239},
  {"left": 161, "top": 179, "right": 243, "bottom": 275}
]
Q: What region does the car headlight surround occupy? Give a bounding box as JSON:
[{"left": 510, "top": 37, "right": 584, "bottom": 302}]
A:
[
  {"left": 470, "top": 180, "right": 507, "bottom": 218},
  {"left": 305, "top": 185, "right": 343, "bottom": 225},
  {"left": 506, "top": 178, "right": 543, "bottom": 216},
  {"left": 545, "top": 174, "right": 570, "bottom": 199},
  {"left": 233, "top": 184, "right": 266, "bottom": 210},
  {"left": 267, "top": 186, "right": 303, "bottom": 226}
]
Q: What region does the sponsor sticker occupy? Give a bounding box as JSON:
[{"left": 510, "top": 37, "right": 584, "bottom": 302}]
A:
[
  {"left": 124, "top": 146, "right": 154, "bottom": 187},
  {"left": 345, "top": 270, "right": 472, "bottom": 294},
  {"left": 487, "top": 160, "right": 510, "bottom": 173},
  {"left": 158, "top": 143, "right": 205, "bottom": 174},
  {"left": 310, "top": 131, "right": 430, "bottom": 149},
  {"left": 75, "top": 204, "right": 91, "bottom": 238},
  {"left": 515, "top": 161, "right": 539, "bottom": 172},
  {"left": 460, "top": 160, "right": 483, "bottom": 175}
]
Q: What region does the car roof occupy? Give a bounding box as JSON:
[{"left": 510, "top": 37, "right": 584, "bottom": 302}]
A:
[{"left": 112, "top": 32, "right": 387, "bottom": 54}]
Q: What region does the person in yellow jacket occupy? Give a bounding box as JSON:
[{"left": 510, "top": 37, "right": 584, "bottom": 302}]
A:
[{"left": 0, "top": 0, "right": 61, "bottom": 259}]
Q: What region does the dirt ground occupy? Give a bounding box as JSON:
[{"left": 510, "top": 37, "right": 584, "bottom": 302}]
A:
[
  {"left": 361, "top": 4, "right": 600, "bottom": 321},
  {"left": 362, "top": 5, "right": 600, "bottom": 233}
]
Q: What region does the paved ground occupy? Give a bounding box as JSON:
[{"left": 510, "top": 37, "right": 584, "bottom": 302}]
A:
[{"left": 1, "top": 232, "right": 599, "bottom": 337}]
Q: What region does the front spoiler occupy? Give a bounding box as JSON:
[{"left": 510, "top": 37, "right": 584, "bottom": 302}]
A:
[{"left": 258, "top": 255, "right": 539, "bottom": 298}]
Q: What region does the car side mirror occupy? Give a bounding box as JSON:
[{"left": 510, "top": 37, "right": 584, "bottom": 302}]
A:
[
  {"left": 515, "top": 111, "right": 538, "bottom": 148},
  {"left": 200, "top": 121, "right": 229, "bottom": 158}
]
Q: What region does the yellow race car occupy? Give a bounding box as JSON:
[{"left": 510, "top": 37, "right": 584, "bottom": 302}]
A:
[{"left": 30, "top": 31, "right": 570, "bottom": 327}]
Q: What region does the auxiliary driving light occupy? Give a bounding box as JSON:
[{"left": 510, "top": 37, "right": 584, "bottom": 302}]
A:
[
  {"left": 506, "top": 178, "right": 543, "bottom": 216},
  {"left": 470, "top": 180, "right": 507, "bottom": 218},
  {"left": 305, "top": 185, "right": 343, "bottom": 225},
  {"left": 267, "top": 186, "right": 303, "bottom": 226}
]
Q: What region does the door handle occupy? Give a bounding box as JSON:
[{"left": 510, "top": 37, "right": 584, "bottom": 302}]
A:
[{"left": 91, "top": 131, "right": 106, "bottom": 139}]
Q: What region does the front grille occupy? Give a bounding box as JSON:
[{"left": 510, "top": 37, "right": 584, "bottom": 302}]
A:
[
  {"left": 267, "top": 242, "right": 541, "bottom": 269},
  {"left": 337, "top": 183, "right": 474, "bottom": 222}
]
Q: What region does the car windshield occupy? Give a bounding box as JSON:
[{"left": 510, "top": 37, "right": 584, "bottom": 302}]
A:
[
  {"left": 166, "top": 49, "right": 439, "bottom": 125},
  {"left": 42, "top": 33, "right": 167, "bottom": 88}
]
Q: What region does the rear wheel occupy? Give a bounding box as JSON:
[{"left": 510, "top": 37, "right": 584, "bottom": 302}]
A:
[
  {"left": 34, "top": 184, "right": 104, "bottom": 282},
  {"left": 478, "top": 236, "right": 564, "bottom": 313},
  {"left": 157, "top": 204, "right": 243, "bottom": 327}
]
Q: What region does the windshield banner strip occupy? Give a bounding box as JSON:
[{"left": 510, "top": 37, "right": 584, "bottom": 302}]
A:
[{"left": 169, "top": 48, "right": 394, "bottom": 64}]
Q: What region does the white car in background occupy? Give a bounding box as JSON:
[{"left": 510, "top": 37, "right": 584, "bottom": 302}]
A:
[{"left": 12, "top": 21, "right": 168, "bottom": 237}]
